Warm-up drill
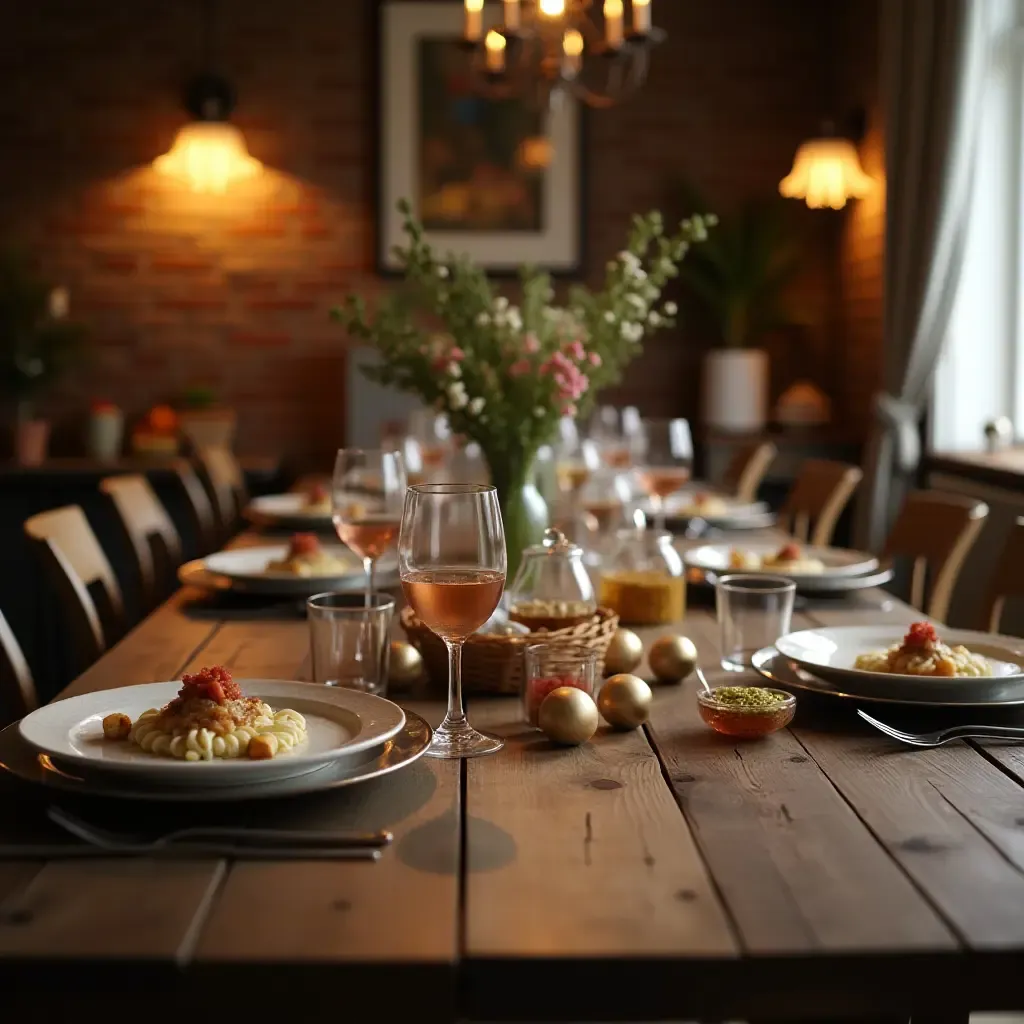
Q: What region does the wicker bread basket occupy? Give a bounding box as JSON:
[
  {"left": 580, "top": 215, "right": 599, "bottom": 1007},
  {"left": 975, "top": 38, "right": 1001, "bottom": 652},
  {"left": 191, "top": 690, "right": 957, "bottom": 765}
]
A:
[{"left": 400, "top": 606, "right": 620, "bottom": 695}]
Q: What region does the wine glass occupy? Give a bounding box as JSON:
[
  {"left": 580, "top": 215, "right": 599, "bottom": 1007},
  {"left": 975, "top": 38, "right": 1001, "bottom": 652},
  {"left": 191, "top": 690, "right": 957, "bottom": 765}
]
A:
[
  {"left": 332, "top": 449, "right": 407, "bottom": 602},
  {"left": 636, "top": 418, "right": 693, "bottom": 529},
  {"left": 399, "top": 483, "right": 507, "bottom": 759},
  {"left": 590, "top": 405, "right": 631, "bottom": 469},
  {"left": 408, "top": 409, "right": 452, "bottom": 479}
]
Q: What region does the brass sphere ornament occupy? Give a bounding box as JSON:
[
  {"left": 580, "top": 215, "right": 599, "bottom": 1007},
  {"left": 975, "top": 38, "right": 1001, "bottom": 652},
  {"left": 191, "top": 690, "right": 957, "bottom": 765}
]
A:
[
  {"left": 598, "top": 674, "right": 653, "bottom": 730},
  {"left": 604, "top": 628, "right": 644, "bottom": 676},
  {"left": 388, "top": 641, "right": 424, "bottom": 686},
  {"left": 538, "top": 687, "right": 600, "bottom": 746},
  {"left": 648, "top": 634, "right": 698, "bottom": 684}
]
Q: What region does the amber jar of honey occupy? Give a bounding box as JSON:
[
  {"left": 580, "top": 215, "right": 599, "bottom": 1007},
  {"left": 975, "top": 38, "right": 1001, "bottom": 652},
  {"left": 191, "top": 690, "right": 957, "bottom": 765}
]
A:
[{"left": 599, "top": 518, "right": 685, "bottom": 625}]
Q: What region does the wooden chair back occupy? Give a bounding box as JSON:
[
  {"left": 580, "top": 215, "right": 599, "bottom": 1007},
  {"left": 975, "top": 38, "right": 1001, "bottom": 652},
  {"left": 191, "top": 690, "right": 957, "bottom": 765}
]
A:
[
  {"left": 170, "top": 457, "right": 218, "bottom": 555},
  {"left": 0, "top": 609, "right": 37, "bottom": 724},
  {"left": 984, "top": 516, "right": 1024, "bottom": 632},
  {"left": 721, "top": 441, "right": 777, "bottom": 504},
  {"left": 777, "top": 459, "right": 863, "bottom": 547},
  {"left": 100, "top": 474, "right": 183, "bottom": 609},
  {"left": 883, "top": 489, "right": 989, "bottom": 623},
  {"left": 195, "top": 446, "right": 247, "bottom": 540},
  {"left": 24, "top": 505, "right": 125, "bottom": 674}
]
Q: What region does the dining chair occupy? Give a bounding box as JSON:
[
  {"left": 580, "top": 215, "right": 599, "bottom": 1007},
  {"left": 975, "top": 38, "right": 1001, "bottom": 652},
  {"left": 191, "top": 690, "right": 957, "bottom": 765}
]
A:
[
  {"left": 0, "top": 608, "right": 37, "bottom": 726},
  {"left": 981, "top": 515, "right": 1024, "bottom": 632},
  {"left": 720, "top": 441, "right": 777, "bottom": 504},
  {"left": 100, "top": 474, "right": 183, "bottom": 610},
  {"left": 24, "top": 505, "right": 126, "bottom": 675},
  {"left": 883, "top": 489, "right": 989, "bottom": 623},
  {"left": 777, "top": 459, "right": 863, "bottom": 547},
  {"left": 170, "top": 457, "right": 218, "bottom": 555},
  {"left": 195, "top": 445, "right": 248, "bottom": 541}
]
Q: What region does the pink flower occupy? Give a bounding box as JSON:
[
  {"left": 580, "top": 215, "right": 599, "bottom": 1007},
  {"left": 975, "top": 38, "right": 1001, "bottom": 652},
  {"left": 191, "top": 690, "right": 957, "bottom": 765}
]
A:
[
  {"left": 523, "top": 333, "right": 540, "bottom": 354},
  {"left": 563, "top": 404, "right": 577, "bottom": 417},
  {"left": 449, "top": 347, "right": 465, "bottom": 361},
  {"left": 588, "top": 352, "right": 602, "bottom": 367},
  {"left": 510, "top": 359, "right": 531, "bottom": 377},
  {"left": 566, "top": 340, "right": 585, "bottom": 361}
]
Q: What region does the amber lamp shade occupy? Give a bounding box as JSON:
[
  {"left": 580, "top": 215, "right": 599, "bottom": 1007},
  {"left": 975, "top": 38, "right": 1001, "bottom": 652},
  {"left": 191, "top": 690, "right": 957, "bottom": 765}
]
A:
[
  {"left": 779, "top": 137, "right": 873, "bottom": 211},
  {"left": 154, "top": 121, "right": 262, "bottom": 194}
]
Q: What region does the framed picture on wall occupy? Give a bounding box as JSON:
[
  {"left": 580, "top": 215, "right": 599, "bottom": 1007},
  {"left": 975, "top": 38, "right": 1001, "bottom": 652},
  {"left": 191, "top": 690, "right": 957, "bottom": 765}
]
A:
[{"left": 376, "top": 1, "right": 585, "bottom": 275}]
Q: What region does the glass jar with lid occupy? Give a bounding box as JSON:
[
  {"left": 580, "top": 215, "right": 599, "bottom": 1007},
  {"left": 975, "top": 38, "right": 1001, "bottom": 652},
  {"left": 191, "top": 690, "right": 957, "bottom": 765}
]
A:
[
  {"left": 506, "top": 527, "right": 597, "bottom": 632},
  {"left": 599, "top": 511, "right": 686, "bottom": 625}
]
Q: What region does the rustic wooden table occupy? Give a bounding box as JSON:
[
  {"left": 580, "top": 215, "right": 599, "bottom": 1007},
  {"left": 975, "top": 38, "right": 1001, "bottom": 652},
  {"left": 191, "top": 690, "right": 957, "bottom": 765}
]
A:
[{"left": 2, "top": 528, "right": 1024, "bottom": 1023}]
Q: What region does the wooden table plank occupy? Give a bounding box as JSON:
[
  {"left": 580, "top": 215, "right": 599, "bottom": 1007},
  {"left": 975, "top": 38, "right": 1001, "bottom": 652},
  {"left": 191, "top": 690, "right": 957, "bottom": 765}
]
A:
[{"left": 644, "top": 610, "right": 956, "bottom": 955}]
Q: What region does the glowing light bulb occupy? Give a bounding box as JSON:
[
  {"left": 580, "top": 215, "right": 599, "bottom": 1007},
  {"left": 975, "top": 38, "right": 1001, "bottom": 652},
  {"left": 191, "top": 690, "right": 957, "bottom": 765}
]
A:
[
  {"left": 563, "top": 28, "right": 584, "bottom": 74},
  {"left": 539, "top": 0, "right": 566, "bottom": 17},
  {"left": 485, "top": 29, "right": 507, "bottom": 72},
  {"left": 465, "top": 0, "right": 484, "bottom": 40},
  {"left": 604, "top": 0, "right": 624, "bottom": 47},
  {"left": 779, "top": 137, "right": 873, "bottom": 210},
  {"left": 632, "top": 0, "right": 651, "bottom": 34},
  {"left": 154, "top": 122, "right": 261, "bottom": 194}
]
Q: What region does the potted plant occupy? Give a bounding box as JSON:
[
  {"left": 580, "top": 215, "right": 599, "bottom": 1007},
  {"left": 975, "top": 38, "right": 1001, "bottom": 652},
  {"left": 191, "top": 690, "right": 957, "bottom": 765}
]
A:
[
  {"left": 332, "top": 200, "right": 714, "bottom": 574},
  {"left": 674, "top": 188, "right": 803, "bottom": 433},
  {"left": 177, "top": 384, "right": 237, "bottom": 451},
  {"left": 0, "top": 252, "right": 84, "bottom": 465}
]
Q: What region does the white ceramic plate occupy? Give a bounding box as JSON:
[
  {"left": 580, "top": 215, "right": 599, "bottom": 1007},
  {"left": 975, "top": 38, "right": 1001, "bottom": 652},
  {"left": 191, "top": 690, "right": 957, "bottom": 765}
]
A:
[
  {"left": 18, "top": 680, "right": 407, "bottom": 786},
  {"left": 245, "top": 493, "right": 332, "bottom": 527},
  {"left": 202, "top": 544, "right": 363, "bottom": 594},
  {"left": 684, "top": 541, "right": 878, "bottom": 579},
  {"left": 774, "top": 625, "right": 1024, "bottom": 702},
  {"left": 1, "top": 712, "right": 431, "bottom": 802}
]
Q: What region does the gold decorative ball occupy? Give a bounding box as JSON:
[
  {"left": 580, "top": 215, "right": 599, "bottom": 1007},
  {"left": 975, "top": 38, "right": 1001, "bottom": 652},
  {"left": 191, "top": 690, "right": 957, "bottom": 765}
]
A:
[
  {"left": 604, "top": 628, "right": 644, "bottom": 676},
  {"left": 388, "top": 641, "right": 424, "bottom": 686},
  {"left": 538, "top": 687, "right": 600, "bottom": 746},
  {"left": 598, "top": 674, "right": 653, "bottom": 730},
  {"left": 648, "top": 635, "right": 698, "bottom": 684}
]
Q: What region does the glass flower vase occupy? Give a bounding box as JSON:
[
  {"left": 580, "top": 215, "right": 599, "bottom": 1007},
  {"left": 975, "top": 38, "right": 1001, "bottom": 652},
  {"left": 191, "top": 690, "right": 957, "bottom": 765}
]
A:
[{"left": 485, "top": 451, "right": 549, "bottom": 579}]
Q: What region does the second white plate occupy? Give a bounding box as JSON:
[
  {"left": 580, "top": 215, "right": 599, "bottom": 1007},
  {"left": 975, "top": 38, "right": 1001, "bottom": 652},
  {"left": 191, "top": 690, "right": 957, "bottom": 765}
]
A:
[{"left": 685, "top": 541, "right": 878, "bottom": 579}]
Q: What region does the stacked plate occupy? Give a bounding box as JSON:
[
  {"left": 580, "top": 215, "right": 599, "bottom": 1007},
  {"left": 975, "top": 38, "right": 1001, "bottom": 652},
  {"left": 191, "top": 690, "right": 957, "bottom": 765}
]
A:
[
  {"left": 684, "top": 542, "right": 893, "bottom": 595},
  {"left": 753, "top": 625, "right": 1024, "bottom": 707},
  {"left": 245, "top": 492, "right": 333, "bottom": 530},
  {"left": 660, "top": 492, "right": 776, "bottom": 533},
  {"left": 2, "top": 680, "right": 430, "bottom": 801}
]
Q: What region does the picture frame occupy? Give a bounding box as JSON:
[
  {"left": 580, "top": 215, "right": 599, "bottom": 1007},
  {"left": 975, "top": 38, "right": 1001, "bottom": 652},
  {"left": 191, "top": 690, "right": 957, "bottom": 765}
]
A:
[{"left": 376, "top": 0, "right": 585, "bottom": 276}]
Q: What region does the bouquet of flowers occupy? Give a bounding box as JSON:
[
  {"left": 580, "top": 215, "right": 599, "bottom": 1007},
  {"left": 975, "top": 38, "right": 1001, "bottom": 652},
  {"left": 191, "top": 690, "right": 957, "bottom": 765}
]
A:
[{"left": 332, "top": 200, "right": 714, "bottom": 565}]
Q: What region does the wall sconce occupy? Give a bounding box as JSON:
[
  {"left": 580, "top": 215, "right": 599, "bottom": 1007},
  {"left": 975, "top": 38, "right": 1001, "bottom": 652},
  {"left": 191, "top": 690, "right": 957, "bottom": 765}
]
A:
[
  {"left": 779, "top": 117, "right": 873, "bottom": 210},
  {"left": 154, "top": 72, "right": 261, "bottom": 194}
]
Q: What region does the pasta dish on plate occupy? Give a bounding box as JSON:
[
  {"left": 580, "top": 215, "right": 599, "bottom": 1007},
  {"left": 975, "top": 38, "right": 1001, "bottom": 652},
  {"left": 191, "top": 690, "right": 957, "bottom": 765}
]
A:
[
  {"left": 103, "top": 666, "right": 307, "bottom": 761},
  {"left": 853, "top": 622, "right": 992, "bottom": 678},
  {"left": 729, "top": 542, "right": 826, "bottom": 574},
  {"left": 265, "top": 533, "right": 349, "bottom": 576}
]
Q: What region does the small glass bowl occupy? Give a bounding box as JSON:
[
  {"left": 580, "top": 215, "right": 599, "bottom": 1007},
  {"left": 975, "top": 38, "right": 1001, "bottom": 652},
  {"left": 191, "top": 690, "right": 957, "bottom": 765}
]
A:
[{"left": 697, "top": 686, "right": 796, "bottom": 738}]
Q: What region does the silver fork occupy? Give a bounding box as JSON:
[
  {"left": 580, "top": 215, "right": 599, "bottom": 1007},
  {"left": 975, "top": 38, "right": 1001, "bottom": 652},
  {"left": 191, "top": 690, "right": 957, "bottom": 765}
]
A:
[
  {"left": 857, "top": 710, "right": 1024, "bottom": 747},
  {"left": 47, "top": 806, "right": 392, "bottom": 851}
]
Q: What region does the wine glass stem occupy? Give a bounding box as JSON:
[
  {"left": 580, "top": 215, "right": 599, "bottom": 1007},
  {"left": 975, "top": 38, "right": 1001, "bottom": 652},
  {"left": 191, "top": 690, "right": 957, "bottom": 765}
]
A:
[
  {"left": 652, "top": 495, "right": 665, "bottom": 531},
  {"left": 364, "top": 556, "right": 375, "bottom": 607},
  {"left": 442, "top": 639, "right": 467, "bottom": 728}
]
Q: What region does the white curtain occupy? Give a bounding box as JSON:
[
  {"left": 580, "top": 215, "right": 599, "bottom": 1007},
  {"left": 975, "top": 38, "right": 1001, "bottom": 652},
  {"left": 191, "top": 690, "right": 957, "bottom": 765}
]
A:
[{"left": 854, "top": 0, "right": 990, "bottom": 552}]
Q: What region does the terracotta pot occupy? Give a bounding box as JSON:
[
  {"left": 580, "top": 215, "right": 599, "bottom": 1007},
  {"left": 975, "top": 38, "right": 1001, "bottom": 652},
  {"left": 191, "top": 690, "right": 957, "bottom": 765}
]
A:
[
  {"left": 15, "top": 418, "right": 50, "bottom": 466},
  {"left": 178, "top": 407, "right": 237, "bottom": 451},
  {"left": 702, "top": 348, "right": 769, "bottom": 433}
]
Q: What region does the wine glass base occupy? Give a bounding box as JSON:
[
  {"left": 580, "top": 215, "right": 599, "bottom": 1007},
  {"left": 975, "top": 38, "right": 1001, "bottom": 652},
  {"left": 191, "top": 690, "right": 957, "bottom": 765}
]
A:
[{"left": 424, "top": 720, "right": 504, "bottom": 759}]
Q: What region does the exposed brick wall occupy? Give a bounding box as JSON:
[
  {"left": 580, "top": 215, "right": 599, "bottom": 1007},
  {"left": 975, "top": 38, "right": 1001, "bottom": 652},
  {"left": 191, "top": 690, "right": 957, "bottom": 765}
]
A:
[{"left": 0, "top": 0, "right": 877, "bottom": 466}]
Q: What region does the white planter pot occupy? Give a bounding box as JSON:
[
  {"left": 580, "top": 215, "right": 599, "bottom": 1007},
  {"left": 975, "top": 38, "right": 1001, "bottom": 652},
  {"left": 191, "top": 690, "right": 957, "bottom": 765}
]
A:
[{"left": 703, "top": 348, "right": 769, "bottom": 433}]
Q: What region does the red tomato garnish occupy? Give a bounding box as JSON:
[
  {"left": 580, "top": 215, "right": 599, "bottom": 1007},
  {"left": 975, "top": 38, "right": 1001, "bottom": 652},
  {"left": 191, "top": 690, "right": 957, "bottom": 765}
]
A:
[
  {"left": 776, "top": 542, "right": 801, "bottom": 562},
  {"left": 903, "top": 621, "right": 938, "bottom": 648},
  {"left": 179, "top": 665, "right": 241, "bottom": 704},
  {"left": 307, "top": 482, "right": 328, "bottom": 503},
  {"left": 289, "top": 532, "right": 321, "bottom": 557}
]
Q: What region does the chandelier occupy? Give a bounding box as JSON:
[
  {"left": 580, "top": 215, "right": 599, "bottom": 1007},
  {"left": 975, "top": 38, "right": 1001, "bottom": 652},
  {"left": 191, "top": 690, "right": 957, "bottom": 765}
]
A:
[{"left": 461, "top": 0, "right": 664, "bottom": 109}]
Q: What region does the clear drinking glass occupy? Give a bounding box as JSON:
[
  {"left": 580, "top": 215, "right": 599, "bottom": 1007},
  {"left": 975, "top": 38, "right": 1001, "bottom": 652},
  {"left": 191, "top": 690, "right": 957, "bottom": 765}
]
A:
[
  {"left": 716, "top": 574, "right": 796, "bottom": 672},
  {"left": 399, "top": 482, "right": 507, "bottom": 759},
  {"left": 636, "top": 418, "right": 694, "bottom": 529},
  {"left": 522, "top": 643, "right": 599, "bottom": 727},
  {"left": 332, "top": 448, "right": 406, "bottom": 603},
  {"left": 307, "top": 592, "right": 395, "bottom": 694}
]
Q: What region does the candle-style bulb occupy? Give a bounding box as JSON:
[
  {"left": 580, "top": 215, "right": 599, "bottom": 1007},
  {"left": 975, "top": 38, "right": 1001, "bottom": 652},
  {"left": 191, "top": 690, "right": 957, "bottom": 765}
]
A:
[
  {"left": 632, "top": 0, "right": 651, "bottom": 34},
  {"left": 563, "top": 27, "right": 584, "bottom": 76},
  {"left": 504, "top": 0, "right": 521, "bottom": 32},
  {"left": 485, "top": 29, "right": 507, "bottom": 72},
  {"left": 465, "top": 0, "right": 484, "bottom": 41},
  {"left": 539, "top": 0, "right": 566, "bottom": 16},
  {"left": 604, "top": 0, "right": 624, "bottom": 48}
]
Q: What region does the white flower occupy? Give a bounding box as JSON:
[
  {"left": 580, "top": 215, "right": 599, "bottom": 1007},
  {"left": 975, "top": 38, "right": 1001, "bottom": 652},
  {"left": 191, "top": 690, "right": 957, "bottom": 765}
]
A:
[
  {"left": 506, "top": 308, "right": 523, "bottom": 332},
  {"left": 680, "top": 218, "right": 692, "bottom": 232},
  {"left": 659, "top": 258, "right": 675, "bottom": 275},
  {"left": 648, "top": 311, "right": 662, "bottom": 327},
  {"left": 664, "top": 300, "right": 678, "bottom": 316},
  {"left": 626, "top": 294, "right": 647, "bottom": 313},
  {"left": 468, "top": 396, "right": 485, "bottom": 416},
  {"left": 706, "top": 213, "right": 719, "bottom": 226},
  {"left": 620, "top": 321, "right": 644, "bottom": 343},
  {"left": 447, "top": 382, "right": 468, "bottom": 409},
  {"left": 436, "top": 265, "right": 449, "bottom": 279},
  {"left": 448, "top": 362, "right": 462, "bottom": 378},
  {"left": 534, "top": 406, "right": 546, "bottom": 417},
  {"left": 603, "top": 310, "right": 616, "bottom": 323},
  {"left": 633, "top": 267, "right": 648, "bottom": 282},
  {"left": 476, "top": 312, "right": 490, "bottom": 327},
  {"left": 494, "top": 296, "right": 509, "bottom": 312}
]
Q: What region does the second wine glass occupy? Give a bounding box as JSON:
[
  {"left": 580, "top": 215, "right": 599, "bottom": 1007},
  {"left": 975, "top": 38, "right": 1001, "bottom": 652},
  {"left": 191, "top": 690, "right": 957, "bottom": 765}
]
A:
[
  {"left": 637, "top": 418, "right": 693, "bottom": 530},
  {"left": 399, "top": 483, "right": 506, "bottom": 759},
  {"left": 332, "top": 449, "right": 407, "bottom": 601}
]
